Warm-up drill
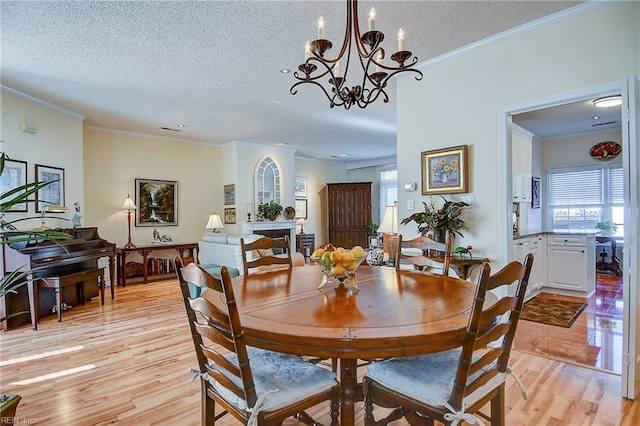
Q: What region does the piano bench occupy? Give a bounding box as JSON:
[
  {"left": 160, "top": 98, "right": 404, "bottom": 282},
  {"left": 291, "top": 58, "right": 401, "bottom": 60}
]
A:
[{"left": 38, "top": 268, "right": 106, "bottom": 324}]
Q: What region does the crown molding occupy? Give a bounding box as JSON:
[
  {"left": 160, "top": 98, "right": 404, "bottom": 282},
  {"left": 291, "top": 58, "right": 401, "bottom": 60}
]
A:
[
  {"left": 1, "top": 85, "right": 86, "bottom": 120},
  {"left": 407, "top": 1, "right": 604, "bottom": 75}
]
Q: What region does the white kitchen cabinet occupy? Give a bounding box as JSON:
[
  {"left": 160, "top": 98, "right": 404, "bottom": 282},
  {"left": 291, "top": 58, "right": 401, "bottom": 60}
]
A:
[
  {"left": 512, "top": 234, "right": 545, "bottom": 300},
  {"left": 512, "top": 125, "right": 534, "bottom": 202},
  {"left": 527, "top": 235, "right": 546, "bottom": 296},
  {"left": 546, "top": 234, "right": 595, "bottom": 297}
]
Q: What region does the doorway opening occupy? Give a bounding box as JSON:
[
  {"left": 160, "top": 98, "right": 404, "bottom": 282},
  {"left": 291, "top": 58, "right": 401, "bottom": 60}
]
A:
[{"left": 505, "top": 94, "right": 624, "bottom": 375}]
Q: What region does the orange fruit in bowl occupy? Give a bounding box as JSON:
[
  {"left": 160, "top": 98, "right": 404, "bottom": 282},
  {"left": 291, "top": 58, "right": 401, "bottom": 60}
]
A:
[
  {"left": 351, "top": 246, "right": 366, "bottom": 259},
  {"left": 312, "top": 248, "right": 325, "bottom": 258}
]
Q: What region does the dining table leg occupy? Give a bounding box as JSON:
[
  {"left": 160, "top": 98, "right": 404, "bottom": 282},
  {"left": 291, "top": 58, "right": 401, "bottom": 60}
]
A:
[{"left": 339, "top": 358, "right": 357, "bottom": 425}]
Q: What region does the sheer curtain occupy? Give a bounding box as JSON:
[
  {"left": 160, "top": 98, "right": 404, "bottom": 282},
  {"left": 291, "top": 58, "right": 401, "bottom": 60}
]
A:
[{"left": 379, "top": 169, "right": 398, "bottom": 224}]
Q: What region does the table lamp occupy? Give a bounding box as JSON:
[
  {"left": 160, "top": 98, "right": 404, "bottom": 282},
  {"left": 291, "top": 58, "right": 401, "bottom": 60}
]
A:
[
  {"left": 378, "top": 201, "right": 398, "bottom": 261},
  {"left": 297, "top": 218, "right": 306, "bottom": 234},
  {"left": 122, "top": 194, "right": 137, "bottom": 248},
  {"left": 246, "top": 203, "right": 253, "bottom": 222},
  {"left": 205, "top": 213, "right": 224, "bottom": 233}
]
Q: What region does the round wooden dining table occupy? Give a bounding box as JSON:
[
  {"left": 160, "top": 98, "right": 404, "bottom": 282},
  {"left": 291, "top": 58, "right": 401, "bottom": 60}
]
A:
[{"left": 229, "top": 263, "right": 477, "bottom": 425}]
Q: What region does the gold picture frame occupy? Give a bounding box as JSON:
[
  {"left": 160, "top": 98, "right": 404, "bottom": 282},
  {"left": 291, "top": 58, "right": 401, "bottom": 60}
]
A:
[
  {"left": 224, "top": 184, "right": 235, "bottom": 205},
  {"left": 421, "top": 145, "right": 469, "bottom": 195}
]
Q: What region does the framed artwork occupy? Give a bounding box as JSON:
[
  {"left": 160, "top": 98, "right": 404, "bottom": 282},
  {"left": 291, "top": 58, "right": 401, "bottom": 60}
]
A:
[
  {"left": 421, "top": 145, "right": 468, "bottom": 195},
  {"left": 135, "top": 178, "right": 178, "bottom": 226},
  {"left": 294, "top": 176, "right": 308, "bottom": 198},
  {"left": 1, "top": 158, "right": 28, "bottom": 212},
  {"left": 224, "top": 207, "right": 236, "bottom": 224},
  {"left": 531, "top": 177, "right": 541, "bottom": 208},
  {"left": 224, "top": 184, "right": 235, "bottom": 205},
  {"left": 294, "top": 198, "right": 308, "bottom": 219},
  {"left": 35, "top": 164, "right": 65, "bottom": 212}
]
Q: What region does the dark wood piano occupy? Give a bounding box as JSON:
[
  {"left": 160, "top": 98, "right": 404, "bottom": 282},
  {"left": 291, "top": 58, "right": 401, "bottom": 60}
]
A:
[{"left": 0, "top": 227, "right": 115, "bottom": 330}]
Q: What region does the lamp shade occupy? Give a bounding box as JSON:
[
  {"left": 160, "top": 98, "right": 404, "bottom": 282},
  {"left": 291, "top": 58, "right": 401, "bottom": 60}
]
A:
[
  {"left": 378, "top": 202, "right": 398, "bottom": 234},
  {"left": 122, "top": 194, "right": 137, "bottom": 210},
  {"left": 205, "top": 213, "right": 224, "bottom": 230}
]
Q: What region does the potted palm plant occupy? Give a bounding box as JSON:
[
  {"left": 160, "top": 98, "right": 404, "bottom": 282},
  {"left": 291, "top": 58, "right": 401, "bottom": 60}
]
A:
[
  {"left": 400, "top": 195, "right": 468, "bottom": 242},
  {"left": 1, "top": 152, "right": 71, "bottom": 419}
]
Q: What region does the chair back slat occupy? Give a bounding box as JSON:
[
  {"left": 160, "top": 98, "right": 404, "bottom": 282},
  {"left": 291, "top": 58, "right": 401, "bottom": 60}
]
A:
[
  {"left": 174, "top": 257, "right": 259, "bottom": 410},
  {"left": 240, "top": 235, "right": 293, "bottom": 275},
  {"left": 450, "top": 254, "right": 534, "bottom": 409},
  {"left": 394, "top": 234, "right": 453, "bottom": 276},
  {"left": 195, "top": 320, "right": 239, "bottom": 361}
]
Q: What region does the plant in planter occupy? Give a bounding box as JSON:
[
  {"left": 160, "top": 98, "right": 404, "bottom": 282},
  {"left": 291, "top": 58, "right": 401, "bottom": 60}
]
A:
[
  {"left": 400, "top": 195, "right": 468, "bottom": 242},
  {"left": 596, "top": 220, "right": 618, "bottom": 235},
  {"left": 1, "top": 152, "right": 71, "bottom": 417},
  {"left": 257, "top": 200, "right": 283, "bottom": 221}
]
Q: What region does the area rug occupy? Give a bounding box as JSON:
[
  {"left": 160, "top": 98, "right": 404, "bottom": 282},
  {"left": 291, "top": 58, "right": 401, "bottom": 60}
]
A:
[{"left": 520, "top": 296, "right": 588, "bottom": 328}]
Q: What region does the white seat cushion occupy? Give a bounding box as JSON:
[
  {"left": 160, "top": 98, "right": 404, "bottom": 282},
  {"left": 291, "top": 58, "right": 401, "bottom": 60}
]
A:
[
  {"left": 208, "top": 347, "right": 337, "bottom": 413},
  {"left": 366, "top": 349, "right": 501, "bottom": 408}
]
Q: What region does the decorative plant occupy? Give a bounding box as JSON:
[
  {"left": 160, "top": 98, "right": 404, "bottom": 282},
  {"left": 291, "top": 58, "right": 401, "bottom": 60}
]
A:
[
  {"left": 400, "top": 195, "right": 468, "bottom": 240},
  {"left": 257, "top": 200, "right": 283, "bottom": 221},
  {"left": 367, "top": 220, "right": 379, "bottom": 236},
  {"left": 595, "top": 221, "right": 618, "bottom": 234},
  {"left": 1, "top": 153, "right": 71, "bottom": 319}
]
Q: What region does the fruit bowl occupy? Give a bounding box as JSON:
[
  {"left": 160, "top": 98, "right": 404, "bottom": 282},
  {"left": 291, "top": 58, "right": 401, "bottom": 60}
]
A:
[{"left": 311, "top": 245, "right": 367, "bottom": 291}]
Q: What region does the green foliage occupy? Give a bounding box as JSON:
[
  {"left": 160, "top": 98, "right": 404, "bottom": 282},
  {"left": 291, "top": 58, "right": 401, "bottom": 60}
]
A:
[
  {"left": 595, "top": 221, "right": 618, "bottom": 233},
  {"left": 1, "top": 152, "right": 72, "bottom": 321},
  {"left": 367, "top": 220, "right": 379, "bottom": 236},
  {"left": 258, "top": 200, "right": 283, "bottom": 220},
  {"left": 400, "top": 195, "right": 468, "bottom": 238}
]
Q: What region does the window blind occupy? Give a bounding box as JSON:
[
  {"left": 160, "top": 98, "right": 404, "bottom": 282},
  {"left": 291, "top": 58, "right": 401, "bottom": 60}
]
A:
[
  {"left": 548, "top": 169, "right": 603, "bottom": 206},
  {"left": 609, "top": 167, "right": 624, "bottom": 204},
  {"left": 379, "top": 169, "right": 397, "bottom": 223}
]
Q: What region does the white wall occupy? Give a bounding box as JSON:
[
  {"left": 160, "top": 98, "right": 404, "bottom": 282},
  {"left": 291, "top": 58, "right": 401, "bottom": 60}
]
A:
[
  {"left": 1, "top": 90, "right": 84, "bottom": 230},
  {"left": 84, "top": 128, "right": 222, "bottom": 246},
  {"left": 397, "top": 1, "right": 639, "bottom": 265}
]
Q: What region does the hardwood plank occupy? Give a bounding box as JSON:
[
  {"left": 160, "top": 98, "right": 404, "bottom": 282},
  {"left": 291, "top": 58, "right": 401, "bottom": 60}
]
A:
[{"left": 1, "top": 278, "right": 638, "bottom": 425}]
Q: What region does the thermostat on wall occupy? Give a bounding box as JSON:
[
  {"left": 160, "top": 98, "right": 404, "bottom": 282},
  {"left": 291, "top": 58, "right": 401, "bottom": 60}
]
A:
[{"left": 403, "top": 182, "right": 416, "bottom": 192}]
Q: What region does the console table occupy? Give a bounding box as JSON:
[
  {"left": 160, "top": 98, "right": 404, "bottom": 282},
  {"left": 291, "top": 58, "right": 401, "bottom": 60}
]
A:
[
  {"left": 296, "top": 233, "right": 315, "bottom": 259},
  {"left": 116, "top": 242, "right": 198, "bottom": 286}
]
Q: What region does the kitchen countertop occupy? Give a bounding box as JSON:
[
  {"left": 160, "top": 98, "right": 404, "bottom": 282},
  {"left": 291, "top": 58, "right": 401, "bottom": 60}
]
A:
[{"left": 515, "top": 229, "right": 601, "bottom": 239}]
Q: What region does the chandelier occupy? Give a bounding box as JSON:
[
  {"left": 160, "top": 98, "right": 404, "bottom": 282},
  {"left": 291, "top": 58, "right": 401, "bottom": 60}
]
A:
[{"left": 290, "top": 0, "right": 423, "bottom": 109}]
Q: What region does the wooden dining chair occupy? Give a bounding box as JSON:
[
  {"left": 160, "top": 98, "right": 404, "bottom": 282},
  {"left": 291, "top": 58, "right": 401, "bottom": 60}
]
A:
[
  {"left": 174, "top": 256, "right": 340, "bottom": 426},
  {"left": 240, "top": 235, "right": 293, "bottom": 275},
  {"left": 393, "top": 234, "right": 453, "bottom": 276},
  {"left": 363, "top": 253, "right": 534, "bottom": 426}
]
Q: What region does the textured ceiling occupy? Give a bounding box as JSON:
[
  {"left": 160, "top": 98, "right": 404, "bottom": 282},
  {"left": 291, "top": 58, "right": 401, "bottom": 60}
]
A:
[{"left": 1, "top": 1, "right": 585, "bottom": 163}]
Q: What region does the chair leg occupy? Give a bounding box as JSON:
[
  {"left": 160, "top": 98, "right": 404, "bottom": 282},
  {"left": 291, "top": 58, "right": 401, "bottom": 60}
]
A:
[
  {"left": 202, "top": 382, "right": 214, "bottom": 425},
  {"left": 329, "top": 398, "right": 340, "bottom": 426},
  {"left": 490, "top": 383, "right": 506, "bottom": 426}
]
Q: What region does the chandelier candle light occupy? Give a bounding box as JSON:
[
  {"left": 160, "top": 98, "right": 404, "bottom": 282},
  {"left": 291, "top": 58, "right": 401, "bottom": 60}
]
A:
[{"left": 291, "top": 0, "right": 423, "bottom": 109}]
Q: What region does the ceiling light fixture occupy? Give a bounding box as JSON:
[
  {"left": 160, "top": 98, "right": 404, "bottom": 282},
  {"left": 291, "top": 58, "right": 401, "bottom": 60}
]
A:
[
  {"left": 593, "top": 95, "right": 622, "bottom": 108},
  {"left": 290, "top": 0, "right": 423, "bottom": 109}
]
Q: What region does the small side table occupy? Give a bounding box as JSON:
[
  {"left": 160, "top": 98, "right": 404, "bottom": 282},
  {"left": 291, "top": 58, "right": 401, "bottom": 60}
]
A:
[{"left": 296, "top": 233, "right": 315, "bottom": 260}]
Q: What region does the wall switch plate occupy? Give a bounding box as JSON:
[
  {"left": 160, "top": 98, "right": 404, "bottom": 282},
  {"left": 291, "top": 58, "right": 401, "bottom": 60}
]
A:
[
  {"left": 407, "top": 199, "right": 415, "bottom": 211},
  {"left": 461, "top": 194, "right": 475, "bottom": 206}
]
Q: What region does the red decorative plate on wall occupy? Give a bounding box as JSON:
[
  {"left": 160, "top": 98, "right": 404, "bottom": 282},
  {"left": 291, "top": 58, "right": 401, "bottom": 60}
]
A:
[{"left": 590, "top": 141, "right": 621, "bottom": 160}]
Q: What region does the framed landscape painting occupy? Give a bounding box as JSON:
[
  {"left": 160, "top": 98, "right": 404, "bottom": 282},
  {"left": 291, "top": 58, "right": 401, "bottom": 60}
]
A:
[
  {"left": 1, "top": 158, "right": 28, "bottom": 212},
  {"left": 35, "top": 164, "right": 65, "bottom": 212},
  {"left": 421, "top": 145, "right": 468, "bottom": 195},
  {"left": 135, "top": 178, "right": 178, "bottom": 226}
]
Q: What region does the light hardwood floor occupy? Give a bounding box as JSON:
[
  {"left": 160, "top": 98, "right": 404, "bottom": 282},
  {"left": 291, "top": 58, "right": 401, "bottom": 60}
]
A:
[{"left": 1, "top": 277, "right": 639, "bottom": 425}]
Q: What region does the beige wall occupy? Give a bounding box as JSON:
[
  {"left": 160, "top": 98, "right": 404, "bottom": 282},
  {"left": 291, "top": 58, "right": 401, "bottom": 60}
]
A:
[
  {"left": 542, "top": 129, "right": 623, "bottom": 169},
  {"left": 84, "top": 128, "right": 222, "bottom": 246},
  {"left": 397, "top": 1, "right": 639, "bottom": 264},
  {"left": 1, "top": 90, "right": 84, "bottom": 230}
]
